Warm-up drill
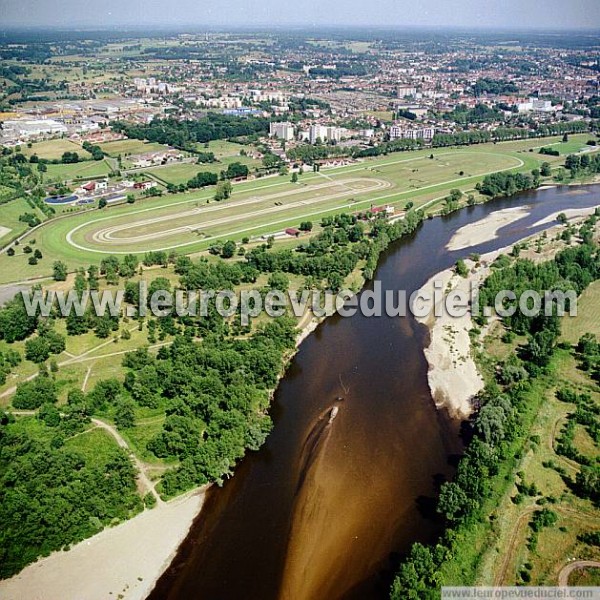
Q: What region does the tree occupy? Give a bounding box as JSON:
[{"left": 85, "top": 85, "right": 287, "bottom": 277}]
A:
[
  {"left": 541, "top": 162, "right": 552, "bottom": 177},
  {"left": 291, "top": 172, "right": 299, "bottom": 183},
  {"left": 214, "top": 180, "right": 232, "bottom": 201},
  {"left": 390, "top": 543, "right": 439, "bottom": 600},
  {"left": 268, "top": 271, "right": 289, "bottom": 291},
  {"left": 119, "top": 254, "right": 139, "bottom": 279},
  {"left": 52, "top": 261, "right": 68, "bottom": 281},
  {"left": 455, "top": 259, "right": 468, "bottom": 278},
  {"left": 13, "top": 375, "right": 57, "bottom": 409},
  {"left": 0, "top": 295, "right": 38, "bottom": 342},
  {"left": 25, "top": 336, "right": 50, "bottom": 363},
  {"left": 299, "top": 221, "right": 313, "bottom": 232},
  {"left": 115, "top": 398, "right": 136, "bottom": 429},
  {"left": 437, "top": 481, "right": 469, "bottom": 522},
  {"left": 45, "top": 330, "right": 66, "bottom": 355},
  {"left": 575, "top": 465, "right": 600, "bottom": 503},
  {"left": 98, "top": 198, "right": 107, "bottom": 209},
  {"left": 38, "top": 403, "right": 61, "bottom": 427},
  {"left": 221, "top": 240, "right": 236, "bottom": 259},
  {"left": 225, "top": 162, "right": 249, "bottom": 180},
  {"left": 61, "top": 151, "right": 79, "bottom": 164}
]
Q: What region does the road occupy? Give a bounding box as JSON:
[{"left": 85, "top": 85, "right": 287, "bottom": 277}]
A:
[{"left": 558, "top": 560, "right": 600, "bottom": 586}]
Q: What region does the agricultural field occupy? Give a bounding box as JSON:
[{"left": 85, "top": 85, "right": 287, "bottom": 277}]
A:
[
  {"left": 0, "top": 136, "right": 581, "bottom": 284},
  {"left": 21, "top": 138, "right": 92, "bottom": 161}
]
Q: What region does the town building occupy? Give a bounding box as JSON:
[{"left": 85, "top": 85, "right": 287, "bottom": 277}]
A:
[
  {"left": 389, "top": 125, "right": 435, "bottom": 142},
  {"left": 269, "top": 122, "right": 295, "bottom": 141}
]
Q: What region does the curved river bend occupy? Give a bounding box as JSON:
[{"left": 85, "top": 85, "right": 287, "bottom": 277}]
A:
[{"left": 149, "top": 185, "right": 600, "bottom": 600}]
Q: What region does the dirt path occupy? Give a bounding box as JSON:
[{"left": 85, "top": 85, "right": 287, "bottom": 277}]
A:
[
  {"left": 0, "top": 332, "right": 168, "bottom": 400},
  {"left": 495, "top": 505, "right": 599, "bottom": 585},
  {"left": 495, "top": 506, "right": 537, "bottom": 585},
  {"left": 558, "top": 560, "right": 600, "bottom": 586},
  {"left": 91, "top": 418, "right": 164, "bottom": 505}
]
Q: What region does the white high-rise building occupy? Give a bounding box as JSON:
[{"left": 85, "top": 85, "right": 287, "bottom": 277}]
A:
[
  {"left": 269, "top": 122, "right": 295, "bottom": 141},
  {"left": 397, "top": 86, "right": 418, "bottom": 98},
  {"left": 308, "top": 125, "right": 346, "bottom": 144},
  {"left": 309, "top": 124, "right": 329, "bottom": 144}
]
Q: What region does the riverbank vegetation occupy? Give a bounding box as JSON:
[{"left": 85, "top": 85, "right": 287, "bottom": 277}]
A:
[
  {"left": 0, "top": 203, "right": 427, "bottom": 576},
  {"left": 391, "top": 213, "right": 600, "bottom": 597}
]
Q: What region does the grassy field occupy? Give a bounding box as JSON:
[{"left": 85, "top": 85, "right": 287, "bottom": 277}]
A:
[
  {"left": 64, "top": 148, "right": 526, "bottom": 253},
  {"left": 0, "top": 197, "right": 45, "bottom": 243},
  {"left": 363, "top": 110, "right": 394, "bottom": 122},
  {"left": 562, "top": 280, "right": 600, "bottom": 344},
  {"left": 22, "top": 139, "right": 92, "bottom": 161},
  {"left": 469, "top": 272, "right": 600, "bottom": 587},
  {"left": 200, "top": 139, "right": 254, "bottom": 158},
  {"left": 99, "top": 139, "right": 170, "bottom": 157},
  {"left": 0, "top": 135, "right": 586, "bottom": 284},
  {"left": 44, "top": 159, "right": 113, "bottom": 183},
  {"left": 145, "top": 154, "right": 260, "bottom": 185}
]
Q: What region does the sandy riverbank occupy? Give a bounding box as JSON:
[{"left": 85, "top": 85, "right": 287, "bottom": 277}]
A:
[
  {"left": 530, "top": 206, "right": 598, "bottom": 228},
  {"left": 419, "top": 204, "right": 599, "bottom": 419},
  {"left": 446, "top": 206, "right": 530, "bottom": 252},
  {"left": 0, "top": 488, "right": 206, "bottom": 600},
  {"left": 415, "top": 257, "right": 493, "bottom": 419}
]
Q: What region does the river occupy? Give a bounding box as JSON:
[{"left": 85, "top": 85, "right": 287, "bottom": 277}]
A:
[{"left": 148, "top": 184, "right": 600, "bottom": 600}]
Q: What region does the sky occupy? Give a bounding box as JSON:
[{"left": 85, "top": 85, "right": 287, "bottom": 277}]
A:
[{"left": 1, "top": 0, "right": 599, "bottom": 30}]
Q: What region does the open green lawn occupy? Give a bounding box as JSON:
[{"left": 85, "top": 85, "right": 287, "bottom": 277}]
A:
[
  {"left": 44, "top": 159, "right": 113, "bottom": 183},
  {"left": 0, "top": 136, "right": 570, "bottom": 283},
  {"left": 363, "top": 110, "right": 394, "bottom": 122},
  {"left": 99, "top": 139, "right": 170, "bottom": 157},
  {"left": 561, "top": 280, "right": 600, "bottom": 343},
  {"left": 200, "top": 139, "right": 255, "bottom": 159},
  {"left": 0, "top": 197, "right": 45, "bottom": 244},
  {"left": 64, "top": 427, "right": 122, "bottom": 462},
  {"left": 22, "top": 138, "right": 92, "bottom": 161},
  {"left": 146, "top": 154, "right": 260, "bottom": 185}
]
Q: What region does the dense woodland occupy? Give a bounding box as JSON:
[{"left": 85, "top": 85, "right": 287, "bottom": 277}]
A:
[
  {"left": 110, "top": 114, "right": 270, "bottom": 151},
  {"left": 0, "top": 407, "right": 142, "bottom": 578}
]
